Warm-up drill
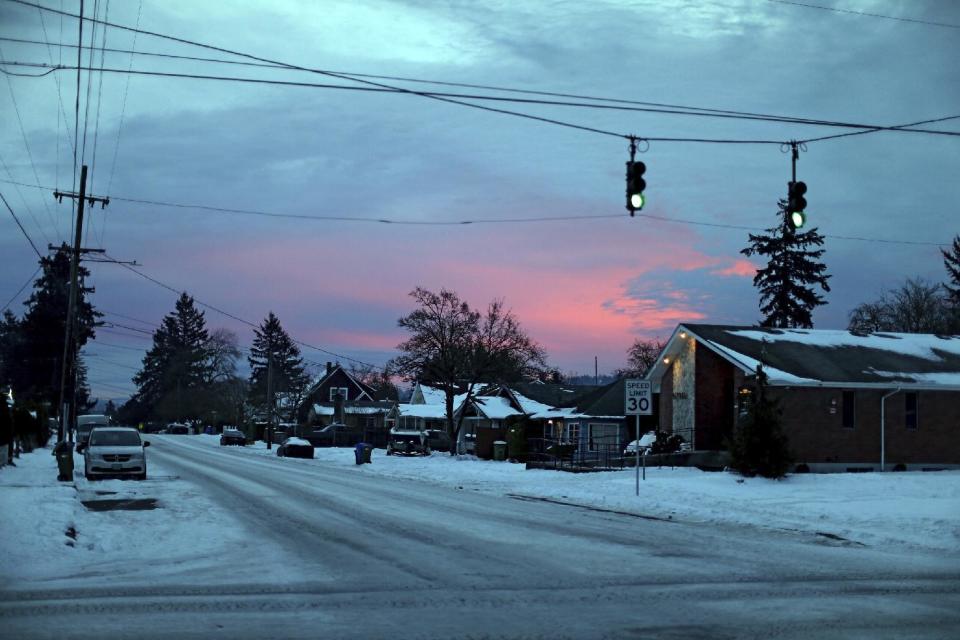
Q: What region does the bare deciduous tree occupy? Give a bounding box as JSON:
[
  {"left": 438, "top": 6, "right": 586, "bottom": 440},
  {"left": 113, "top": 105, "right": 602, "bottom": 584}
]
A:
[
  {"left": 619, "top": 338, "right": 667, "bottom": 377},
  {"left": 348, "top": 363, "right": 399, "bottom": 401},
  {"left": 389, "top": 288, "right": 546, "bottom": 455},
  {"left": 206, "top": 328, "right": 241, "bottom": 383},
  {"left": 848, "top": 278, "right": 953, "bottom": 334}
]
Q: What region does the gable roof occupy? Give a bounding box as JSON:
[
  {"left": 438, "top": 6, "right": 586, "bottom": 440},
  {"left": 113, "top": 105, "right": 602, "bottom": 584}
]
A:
[
  {"left": 305, "top": 364, "right": 375, "bottom": 401},
  {"left": 649, "top": 324, "right": 960, "bottom": 390},
  {"left": 508, "top": 381, "right": 600, "bottom": 408},
  {"left": 573, "top": 379, "right": 629, "bottom": 418}
]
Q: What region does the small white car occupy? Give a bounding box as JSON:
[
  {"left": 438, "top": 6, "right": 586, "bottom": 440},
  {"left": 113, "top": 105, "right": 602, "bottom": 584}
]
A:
[
  {"left": 80, "top": 426, "right": 150, "bottom": 480},
  {"left": 624, "top": 431, "right": 657, "bottom": 456}
]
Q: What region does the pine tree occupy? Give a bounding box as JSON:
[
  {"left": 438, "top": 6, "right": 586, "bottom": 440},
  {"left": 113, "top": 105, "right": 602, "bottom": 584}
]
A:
[
  {"left": 741, "top": 200, "right": 831, "bottom": 328},
  {"left": 0, "top": 310, "right": 21, "bottom": 394},
  {"left": 13, "top": 245, "right": 99, "bottom": 406},
  {"left": 131, "top": 293, "right": 212, "bottom": 421},
  {"left": 247, "top": 312, "right": 308, "bottom": 422},
  {"left": 942, "top": 234, "right": 960, "bottom": 306},
  {"left": 727, "top": 366, "right": 792, "bottom": 478}
]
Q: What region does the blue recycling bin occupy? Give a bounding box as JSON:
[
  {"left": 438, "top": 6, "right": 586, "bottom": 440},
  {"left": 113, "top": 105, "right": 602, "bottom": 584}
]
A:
[{"left": 354, "top": 443, "right": 373, "bottom": 465}]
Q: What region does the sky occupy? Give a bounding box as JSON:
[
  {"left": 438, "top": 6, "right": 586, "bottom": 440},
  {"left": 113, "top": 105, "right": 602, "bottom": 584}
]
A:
[{"left": 1, "top": 0, "right": 959, "bottom": 400}]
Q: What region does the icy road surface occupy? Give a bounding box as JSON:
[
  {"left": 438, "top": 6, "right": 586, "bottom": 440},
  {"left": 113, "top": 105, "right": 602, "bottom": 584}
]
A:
[{"left": 2, "top": 436, "right": 958, "bottom": 640}]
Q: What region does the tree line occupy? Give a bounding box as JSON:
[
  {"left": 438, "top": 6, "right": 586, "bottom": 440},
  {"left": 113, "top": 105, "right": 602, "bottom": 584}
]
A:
[{"left": 118, "top": 298, "right": 313, "bottom": 428}]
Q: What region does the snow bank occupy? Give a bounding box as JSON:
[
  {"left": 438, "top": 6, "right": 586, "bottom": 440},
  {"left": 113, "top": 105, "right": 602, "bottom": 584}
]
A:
[
  {"left": 190, "top": 434, "right": 960, "bottom": 553},
  {"left": 0, "top": 445, "right": 289, "bottom": 588}
]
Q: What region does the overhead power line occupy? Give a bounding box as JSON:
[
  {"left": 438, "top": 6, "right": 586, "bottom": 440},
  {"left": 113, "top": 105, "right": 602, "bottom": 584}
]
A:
[
  {"left": 1, "top": 190, "right": 44, "bottom": 258},
  {"left": 5, "top": 60, "right": 960, "bottom": 143},
  {"left": 0, "top": 34, "right": 943, "bottom": 132},
  {"left": 1, "top": 264, "right": 41, "bottom": 313},
  {"left": 10, "top": 0, "right": 960, "bottom": 144},
  {"left": 88, "top": 338, "right": 146, "bottom": 351},
  {"left": 766, "top": 0, "right": 960, "bottom": 29},
  {"left": 0, "top": 177, "right": 948, "bottom": 246},
  {"left": 0, "top": 44, "right": 59, "bottom": 241},
  {"left": 101, "top": 253, "right": 385, "bottom": 370}
]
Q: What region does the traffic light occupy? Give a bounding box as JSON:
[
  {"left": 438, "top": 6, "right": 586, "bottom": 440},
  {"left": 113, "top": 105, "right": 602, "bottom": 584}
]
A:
[
  {"left": 626, "top": 161, "right": 646, "bottom": 215},
  {"left": 787, "top": 180, "right": 807, "bottom": 228}
]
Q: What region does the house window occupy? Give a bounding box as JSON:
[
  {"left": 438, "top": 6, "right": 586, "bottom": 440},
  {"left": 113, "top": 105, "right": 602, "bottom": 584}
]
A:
[
  {"left": 588, "top": 423, "right": 618, "bottom": 451},
  {"left": 564, "top": 422, "right": 580, "bottom": 445},
  {"left": 905, "top": 393, "right": 918, "bottom": 430},
  {"left": 842, "top": 391, "right": 856, "bottom": 429},
  {"left": 329, "top": 387, "right": 349, "bottom": 402}
]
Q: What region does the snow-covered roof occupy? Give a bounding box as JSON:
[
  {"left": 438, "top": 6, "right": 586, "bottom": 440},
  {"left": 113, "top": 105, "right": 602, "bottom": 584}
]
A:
[
  {"left": 508, "top": 390, "right": 555, "bottom": 416},
  {"left": 650, "top": 324, "right": 960, "bottom": 390},
  {"left": 397, "top": 403, "right": 449, "bottom": 419},
  {"left": 282, "top": 437, "right": 312, "bottom": 446},
  {"left": 312, "top": 404, "right": 391, "bottom": 416},
  {"left": 414, "top": 384, "right": 448, "bottom": 405},
  {"left": 472, "top": 396, "right": 523, "bottom": 420},
  {"left": 530, "top": 406, "right": 583, "bottom": 420}
]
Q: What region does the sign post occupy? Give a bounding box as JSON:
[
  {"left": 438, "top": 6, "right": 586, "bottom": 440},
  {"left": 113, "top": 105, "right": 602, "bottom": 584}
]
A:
[{"left": 625, "top": 379, "right": 652, "bottom": 495}]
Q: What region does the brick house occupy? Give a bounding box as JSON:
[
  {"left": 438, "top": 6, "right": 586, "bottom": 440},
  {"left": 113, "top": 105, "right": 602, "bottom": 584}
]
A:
[{"left": 646, "top": 324, "right": 960, "bottom": 471}]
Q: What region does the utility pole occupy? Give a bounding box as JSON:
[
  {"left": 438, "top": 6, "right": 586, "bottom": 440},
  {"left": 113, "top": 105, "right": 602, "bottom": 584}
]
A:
[
  {"left": 266, "top": 347, "right": 274, "bottom": 449},
  {"left": 54, "top": 165, "right": 108, "bottom": 442}
]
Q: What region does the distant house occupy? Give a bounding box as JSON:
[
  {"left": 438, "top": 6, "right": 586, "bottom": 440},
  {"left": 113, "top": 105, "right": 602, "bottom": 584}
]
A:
[
  {"left": 646, "top": 324, "right": 960, "bottom": 471},
  {"left": 297, "top": 363, "right": 395, "bottom": 438}
]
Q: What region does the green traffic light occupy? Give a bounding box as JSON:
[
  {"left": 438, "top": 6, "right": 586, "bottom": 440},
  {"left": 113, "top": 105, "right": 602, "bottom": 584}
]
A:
[
  {"left": 791, "top": 211, "right": 805, "bottom": 228},
  {"left": 630, "top": 193, "right": 644, "bottom": 209}
]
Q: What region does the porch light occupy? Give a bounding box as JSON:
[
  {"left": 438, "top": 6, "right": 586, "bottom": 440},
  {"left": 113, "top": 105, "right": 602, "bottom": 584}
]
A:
[
  {"left": 663, "top": 357, "right": 670, "bottom": 364},
  {"left": 679, "top": 331, "right": 687, "bottom": 339}
]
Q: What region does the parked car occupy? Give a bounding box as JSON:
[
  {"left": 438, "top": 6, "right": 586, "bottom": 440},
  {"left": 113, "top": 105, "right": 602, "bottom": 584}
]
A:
[
  {"left": 624, "top": 431, "right": 657, "bottom": 456},
  {"left": 78, "top": 426, "right": 150, "bottom": 480},
  {"left": 277, "top": 437, "right": 314, "bottom": 459},
  {"left": 76, "top": 414, "right": 110, "bottom": 447},
  {"left": 386, "top": 428, "right": 430, "bottom": 456},
  {"left": 305, "top": 423, "right": 359, "bottom": 447},
  {"left": 165, "top": 423, "right": 191, "bottom": 435},
  {"left": 424, "top": 429, "right": 451, "bottom": 452},
  {"left": 220, "top": 428, "right": 246, "bottom": 446}
]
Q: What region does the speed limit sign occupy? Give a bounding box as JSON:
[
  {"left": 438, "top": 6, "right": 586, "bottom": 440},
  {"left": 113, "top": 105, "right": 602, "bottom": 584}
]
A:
[{"left": 625, "top": 379, "right": 652, "bottom": 415}]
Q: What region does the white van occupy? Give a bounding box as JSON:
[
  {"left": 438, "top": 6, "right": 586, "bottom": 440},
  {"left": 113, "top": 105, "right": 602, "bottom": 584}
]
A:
[{"left": 76, "top": 414, "right": 110, "bottom": 446}]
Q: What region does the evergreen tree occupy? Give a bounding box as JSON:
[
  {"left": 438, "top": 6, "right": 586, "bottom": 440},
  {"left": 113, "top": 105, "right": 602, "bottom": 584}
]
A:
[
  {"left": 727, "top": 366, "right": 792, "bottom": 478},
  {"left": 131, "top": 293, "right": 212, "bottom": 421},
  {"left": 247, "top": 312, "right": 308, "bottom": 422},
  {"left": 13, "top": 245, "right": 99, "bottom": 407},
  {"left": 942, "top": 234, "right": 960, "bottom": 307},
  {"left": 741, "top": 201, "right": 831, "bottom": 328},
  {"left": 0, "top": 310, "right": 21, "bottom": 394}
]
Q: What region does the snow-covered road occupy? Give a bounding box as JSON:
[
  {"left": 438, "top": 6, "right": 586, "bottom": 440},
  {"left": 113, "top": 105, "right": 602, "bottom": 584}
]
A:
[{"left": 2, "top": 436, "right": 959, "bottom": 639}]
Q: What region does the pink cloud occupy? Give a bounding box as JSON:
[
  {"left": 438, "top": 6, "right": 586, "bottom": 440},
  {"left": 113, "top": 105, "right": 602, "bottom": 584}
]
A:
[{"left": 711, "top": 258, "right": 758, "bottom": 277}]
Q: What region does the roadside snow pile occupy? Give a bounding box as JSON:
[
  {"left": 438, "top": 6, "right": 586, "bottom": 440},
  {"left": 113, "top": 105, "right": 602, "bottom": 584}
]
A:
[
  {"left": 0, "top": 445, "right": 288, "bottom": 588},
  {"left": 186, "top": 434, "right": 960, "bottom": 553}
]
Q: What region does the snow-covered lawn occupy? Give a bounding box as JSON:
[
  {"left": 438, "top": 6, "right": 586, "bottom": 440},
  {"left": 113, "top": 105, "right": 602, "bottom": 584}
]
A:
[
  {"left": 0, "top": 445, "right": 289, "bottom": 588},
  {"left": 213, "top": 435, "right": 960, "bottom": 553}
]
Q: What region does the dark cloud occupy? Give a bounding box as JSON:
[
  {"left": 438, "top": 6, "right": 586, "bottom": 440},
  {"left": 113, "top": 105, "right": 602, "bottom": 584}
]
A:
[{"left": 1, "top": 0, "right": 958, "bottom": 395}]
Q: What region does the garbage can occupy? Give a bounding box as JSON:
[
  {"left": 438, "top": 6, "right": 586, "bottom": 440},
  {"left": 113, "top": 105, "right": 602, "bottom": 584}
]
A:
[
  {"left": 362, "top": 443, "right": 373, "bottom": 464},
  {"left": 354, "top": 443, "right": 365, "bottom": 465},
  {"left": 53, "top": 441, "right": 74, "bottom": 481},
  {"left": 493, "top": 440, "right": 508, "bottom": 461}
]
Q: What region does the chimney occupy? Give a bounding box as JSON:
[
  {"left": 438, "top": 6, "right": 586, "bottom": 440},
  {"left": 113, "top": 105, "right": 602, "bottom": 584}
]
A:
[
  {"left": 334, "top": 390, "right": 345, "bottom": 424},
  {"left": 326, "top": 362, "right": 333, "bottom": 375}
]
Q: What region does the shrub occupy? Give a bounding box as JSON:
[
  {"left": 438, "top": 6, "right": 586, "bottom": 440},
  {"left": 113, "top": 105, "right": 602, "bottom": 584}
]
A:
[
  {"left": 726, "top": 366, "right": 792, "bottom": 479},
  {"left": 651, "top": 431, "right": 685, "bottom": 455},
  {"left": 505, "top": 418, "right": 527, "bottom": 461}
]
